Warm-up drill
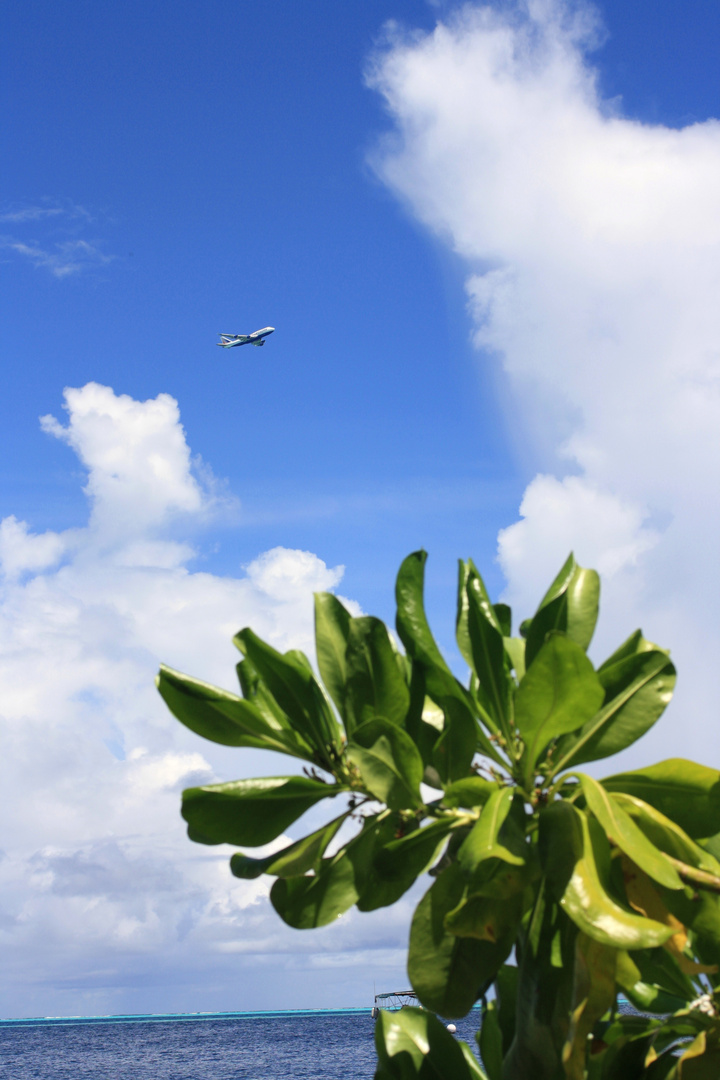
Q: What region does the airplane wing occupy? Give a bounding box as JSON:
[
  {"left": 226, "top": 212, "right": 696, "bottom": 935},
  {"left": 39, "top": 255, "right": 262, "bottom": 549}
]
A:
[
  {"left": 251, "top": 340, "right": 265, "bottom": 346},
  {"left": 217, "top": 334, "right": 251, "bottom": 347}
]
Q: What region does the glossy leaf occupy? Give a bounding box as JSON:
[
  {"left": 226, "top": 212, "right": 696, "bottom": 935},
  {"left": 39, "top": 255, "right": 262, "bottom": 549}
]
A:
[
  {"left": 236, "top": 656, "right": 293, "bottom": 730},
  {"left": 602, "top": 759, "right": 720, "bottom": 840},
  {"left": 524, "top": 554, "right": 600, "bottom": 668},
  {"left": 348, "top": 717, "right": 423, "bottom": 810},
  {"left": 612, "top": 793, "right": 720, "bottom": 875},
  {"left": 157, "top": 664, "right": 314, "bottom": 760},
  {"left": 465, "top": 567, "right": 511, "bottom": 732},
  {"left": 514, "top": 634, "right": 604, "bottom": 782},
  {"left": 441, "top": 777, "right": 500, "bottom": 810},
  {"left": 456, "top": 559, "right": 474, "bottom": 670},
  {"left": 396, "top": 551, "right": 454, "bottom": 690},
  {"left": 314, "top": 592, "right": 351, "bottom": 721},
  {"left": 344, "top": 616, "right": 410, "bottom": 735},
  {"left": 233, "top": 628, "right": 344, "bottom": 762},
  {"left": 552, "top": 636, "right": 676, "bottom": 772},
  {"left": 615, "top": 950, "right": 690, "bottom": 1015},
  {"left": 229, "top": 813, "right": 347, "bottom": 879},
  {"left": 374, "top": 1007, "right": 487, "bottom": 1080},
  {"left": 408, "top": 863, "right": 514, "bottom": 1018},
  {"left": 615, "top": 947, "right": 694, "bottom": 1012},
  {"left": 458, "top": 788, "right": 525, "bottom": 873},
  {"left": 181, "top": 775, "right": 344, "bottom": 847},
  {"left": 271, "top": 814, "right": 388, "bottom": 928},
  {"left": 539, "top": 801, "right": 673, "bottom": 948},
  {"left": 396, "top": 552, "right": 481, "bottom": 741},
  {"left": 271, "top": 854, "right": 357, "bottom": 929},
  {"left": 578, "top": 774, "right": 683, "bottom": 889},
  {"left": 369, "top": 819, "right": 456, "bottom": 908}
]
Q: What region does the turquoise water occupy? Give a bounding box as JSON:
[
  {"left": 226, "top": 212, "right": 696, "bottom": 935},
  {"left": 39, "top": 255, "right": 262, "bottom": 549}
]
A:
[{"left": 0, "top": 1009, "right": 482, "bottom": 1079}]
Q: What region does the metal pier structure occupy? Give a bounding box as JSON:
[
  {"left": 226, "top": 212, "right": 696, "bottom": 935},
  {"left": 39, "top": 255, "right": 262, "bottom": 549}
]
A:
[{"left": 371, "top": 991, "right": 420, "bottom": 1019}]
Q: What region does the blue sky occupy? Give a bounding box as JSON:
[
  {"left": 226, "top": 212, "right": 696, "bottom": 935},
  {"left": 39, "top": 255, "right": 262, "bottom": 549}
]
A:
[
  {"left": 1, "top": 0, "right": 719, "bottom": 1018},
  {"left": 3, "top": 0, "right": 718, "bottom": 626}
]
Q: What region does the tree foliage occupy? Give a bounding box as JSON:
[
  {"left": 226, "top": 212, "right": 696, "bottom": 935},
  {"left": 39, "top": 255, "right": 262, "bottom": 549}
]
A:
[{"left": 157, "top": 551, "right": 720, "bottom": 1078}]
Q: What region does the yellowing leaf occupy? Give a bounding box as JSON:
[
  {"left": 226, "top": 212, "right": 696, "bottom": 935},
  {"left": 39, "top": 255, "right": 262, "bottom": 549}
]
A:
[{"left": 621, "top": 856, "right": 718, "bottom": 977}]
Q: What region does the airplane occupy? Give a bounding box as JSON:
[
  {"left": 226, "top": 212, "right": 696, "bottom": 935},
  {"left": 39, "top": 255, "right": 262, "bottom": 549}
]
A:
[{"left": 217, "top": 326, "right": 275, "bottom": 349}]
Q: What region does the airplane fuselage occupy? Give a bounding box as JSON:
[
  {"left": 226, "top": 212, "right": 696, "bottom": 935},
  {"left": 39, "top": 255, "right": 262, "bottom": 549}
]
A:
[{"left": 217, "top": 326, "right": 275, "bottom": 348}]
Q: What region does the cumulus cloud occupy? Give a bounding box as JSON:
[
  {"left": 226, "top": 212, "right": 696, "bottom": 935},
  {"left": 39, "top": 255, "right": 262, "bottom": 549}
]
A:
[
  {"left": 0, "top": 384, "right": 400, "bottom": 1018},
  {"left": 369, "top": 0, "right": 720, "bottom": 762}
]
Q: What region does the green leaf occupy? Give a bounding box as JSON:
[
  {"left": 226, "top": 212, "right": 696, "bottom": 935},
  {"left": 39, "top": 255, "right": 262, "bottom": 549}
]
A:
[
  {"left": 442, "top": 777, "right": 500, "bottom": 809},
  {"left": 348, "top": 717, "right": 424, "bottom": 810},
  {"left": 367, "top": 819, "right": 456, "bottom": 910},
  {"left": 501, "top": 887, "right": 576, "bottom": 1080},
  {"left": 465, "top": 567, "right": 511, "bottom": 732},
  {"left": 444, "top": 891, "right": 524, "bottom": 942},
  {"left": 233, "top": 628, "right": 344, "bottom": 763},
  {"left": 431, "top": 697, "right": 478, "bottom": 785},
  {"left": 181, "top": 775, "right": 345, "bottom": 847},
  {"left": 271, "top": 814, "right": 387, "bottom": 928},
  {"left": 615, "top": 949, "right": 694, "bottom": 1012},
  {"left": 503, "top": 637, "right": 526, "bottom": 682},
  {"left": 662, "top": 1027, "right": 720, "bottom": 1080},
  {"left": 398, "top": 553, "right": 505, "bottom": 772},
  {"left": 539, "top": 801, "right": 673, "bottom": 949},
  {"left": 602, "top": 760, "right": 720, "bottom": 840},
  {"left": 229, "top": 813, "right": 347, "bottom": 879},
  {"left": 552, "top": 636, "right": 676, "bottom": 773},
  {"left": 465, "top": 850, "right": 540, "bottom": 901},
  {"left": 270, "top": 855, "right": 357, "bottom": 929},
  {"left": 458, "top": 788, "right": 525, "bottom": 873},
  {"left": 456, "top": 559, "right": 474, "bottom": 670},
  {"left": 374, "top": 1007, "right": 487, "bottom": 1080},
  {"left": 660, "top": 882, "right": 720, "bottom": 976},
  {"left": 396, "top": 551, "right": 453, "bottom": 685},
  {"left": 562, "top": 933, "right": 617, "bottom": 1080},
  {"left": 578, "top": 774, "right": 683, "bottom": 889},
  {"left": 478, "top": 1002, "right": 503, "bottom": 1080},
  {"left": 494, "top": 964, "right": 519, "bottom": 1057},
  {"left": 396, "top": 552, "right": 478, "bottom": 720},
  {"left": 611, "top": 793, "right": 720, "bottom": 875},
  {"left": 314, "top": 592, "right": 351, "bottom": 721},
  {"left": 236, "top": 656, "right": 292, "bottom": 730},
  {"left": 408, "top": 863, "right": 514, "bottom": 1018},
  {"left": 344, "top": 615, "right": 410, "bottom": 735},
  {"left": 514, "top": 634, "right": 604, "bottom": 783},
  {"left": 493, "top": 604, "right": 512, "bottom": 638},
  {"left": 524, "top": 554, "right": 600, "bottom": 668},
  {"left": 156, "top": 664, "right": 314, "bottom": 761}
]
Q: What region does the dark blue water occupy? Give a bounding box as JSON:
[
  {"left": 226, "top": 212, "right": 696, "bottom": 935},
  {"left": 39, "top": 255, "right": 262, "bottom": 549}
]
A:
[{"left": 0, "top": 1010, "right": 482, "bottom": 1079}]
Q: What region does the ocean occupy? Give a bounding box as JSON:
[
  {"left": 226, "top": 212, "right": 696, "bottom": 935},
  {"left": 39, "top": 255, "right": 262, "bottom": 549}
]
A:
[{"left": 0, "top": 1009, "right": 483, "bottom": 1079}]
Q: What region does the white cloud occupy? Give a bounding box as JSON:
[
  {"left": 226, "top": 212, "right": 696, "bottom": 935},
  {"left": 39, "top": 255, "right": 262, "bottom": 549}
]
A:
[
  {"left": 0, "top": 384, "right": 401, "bottom": 1018},
  {"left": 369, "top": 0, "right": 720, "bottom": 763},
  {"left": 0, "top": 199, "right": 111, "bottom": 276},
  {"left": 0, "top": 238, "right": 113, "bottom": 278}
]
